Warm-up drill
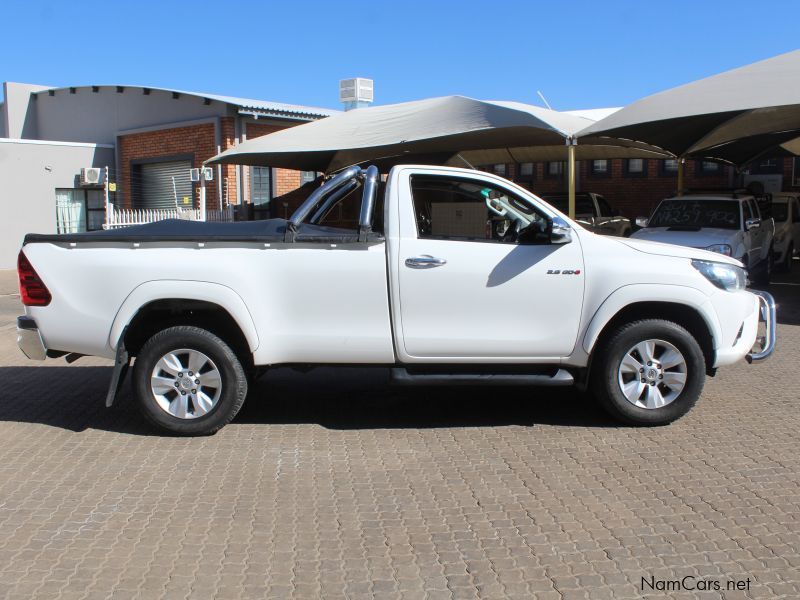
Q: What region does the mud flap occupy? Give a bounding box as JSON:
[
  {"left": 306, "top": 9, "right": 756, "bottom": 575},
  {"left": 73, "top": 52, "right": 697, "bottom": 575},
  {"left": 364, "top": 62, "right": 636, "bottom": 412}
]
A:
[{"left": 105, "top": 327, "right": 130, "bottom": 407}]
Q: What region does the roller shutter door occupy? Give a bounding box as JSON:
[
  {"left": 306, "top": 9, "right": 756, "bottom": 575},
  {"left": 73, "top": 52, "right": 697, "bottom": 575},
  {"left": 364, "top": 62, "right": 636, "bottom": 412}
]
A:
[{"left": 133, "top": 160, "right": 193, "bottom": 209}]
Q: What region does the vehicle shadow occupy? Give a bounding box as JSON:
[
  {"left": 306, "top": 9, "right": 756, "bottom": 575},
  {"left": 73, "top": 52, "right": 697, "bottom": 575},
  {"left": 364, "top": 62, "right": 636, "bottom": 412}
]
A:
[
  {"left": 0, "top": 365, "right": 619, "bottom": 436},
  {"left": 486, "top": 244, "right": 558, "bottom": 287},
  {"left": 240, "top": 367, "right": 618, "bottom": 430}
]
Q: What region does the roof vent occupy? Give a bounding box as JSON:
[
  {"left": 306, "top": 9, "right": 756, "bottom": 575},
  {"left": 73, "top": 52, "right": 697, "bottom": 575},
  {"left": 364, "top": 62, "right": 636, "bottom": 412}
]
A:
[{"left": 339, "top": 78, "right": 374, "bottom": 111}]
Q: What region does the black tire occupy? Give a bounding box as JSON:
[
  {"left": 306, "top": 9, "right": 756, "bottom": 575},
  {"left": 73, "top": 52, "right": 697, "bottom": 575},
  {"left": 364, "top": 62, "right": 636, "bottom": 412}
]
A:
[
  {"left": 590, "top": 319, "right": 705, "bottom": 426},
  {"left": 132, "top": 326, "right": 248, "bottom": 435}
]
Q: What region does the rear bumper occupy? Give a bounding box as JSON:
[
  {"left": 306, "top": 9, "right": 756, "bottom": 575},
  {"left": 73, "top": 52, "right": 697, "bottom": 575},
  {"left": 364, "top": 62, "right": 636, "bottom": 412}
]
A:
[{"left": 17, "top": 316, "right": 47, "bottom": 361}]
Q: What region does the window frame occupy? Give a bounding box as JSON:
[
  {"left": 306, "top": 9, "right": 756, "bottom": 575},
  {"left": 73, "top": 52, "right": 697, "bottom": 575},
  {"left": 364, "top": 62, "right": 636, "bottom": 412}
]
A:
[
  {"left": 696, "top": 159, "right": 722, "bottom": 177},
  {"left": 250, "top": 166, "right": 273, "bottom": 219},
  {"left": 660, "top": 159, "right": 679, "bottom": 177},
  {"left": 514, "top": 162, "right": 535, "bottom": 183},
  {"left": 55, "top": 188, "right": 105, "bottom": 233},
  {"left": 751, "top": 157, "right": 783, "bottom": 175},
  {"left": 300, "top": 170, "right": 318, "bottom": 184},
  {"left": 490, "top": 163, "right": 508, "bottom": 177},
  {"left": 408, "top": 173, "right": 549, "bottom": 245},
  {"left": 624, "top": 158, "right": 648, "bottom": 178},
  {"left": 545, "top": 161, "right": 564, "bottom": 179},
  {"left": 588, "top": 159, "right": 612, "bottom": 178}
]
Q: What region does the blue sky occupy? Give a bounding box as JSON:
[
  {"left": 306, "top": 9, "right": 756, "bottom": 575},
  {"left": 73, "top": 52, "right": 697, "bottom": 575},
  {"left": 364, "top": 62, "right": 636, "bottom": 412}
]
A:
[{"left": 2, "top": 0, "right": 798, "bottom": 111}]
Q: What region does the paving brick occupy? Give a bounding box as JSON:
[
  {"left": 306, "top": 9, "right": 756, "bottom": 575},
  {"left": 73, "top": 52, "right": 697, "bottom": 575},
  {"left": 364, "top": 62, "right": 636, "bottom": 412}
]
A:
[{"left": 0, "top": 277, "right": 799, "bottom": 599}]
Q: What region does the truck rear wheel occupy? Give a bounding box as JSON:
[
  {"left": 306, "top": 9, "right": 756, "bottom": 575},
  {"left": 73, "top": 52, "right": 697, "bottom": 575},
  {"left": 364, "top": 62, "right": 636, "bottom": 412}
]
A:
[
  {"left": 591, "top": 319, "right": 705, "bottom": 426},
  {"left": 132, "top": 326, "right": 248, "bottom": 435}
]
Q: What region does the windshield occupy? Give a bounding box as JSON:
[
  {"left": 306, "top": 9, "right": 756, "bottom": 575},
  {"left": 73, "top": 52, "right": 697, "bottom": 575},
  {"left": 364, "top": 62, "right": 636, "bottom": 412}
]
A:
[
  {"left": 648, "top": 199, "right": 741, "bottom": 230},
  {"left": 772, "top": 203, "right": 788, "bottom": 222}
]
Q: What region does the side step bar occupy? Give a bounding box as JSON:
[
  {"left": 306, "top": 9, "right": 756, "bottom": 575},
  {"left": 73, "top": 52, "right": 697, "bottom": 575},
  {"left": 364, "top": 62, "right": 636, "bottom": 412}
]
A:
[{"left": 390, "top": 367, "right": 574, "bottom": 387}]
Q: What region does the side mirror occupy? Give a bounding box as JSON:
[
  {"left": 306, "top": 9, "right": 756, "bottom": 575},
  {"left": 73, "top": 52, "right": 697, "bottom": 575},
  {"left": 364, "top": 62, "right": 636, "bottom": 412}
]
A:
[
  {"left": 745, "top": 217, "right": 761, "bottom": 230},
  {"left": 550, "top": 217, "right": 572, "bottom": 244},
  {"left": 518, "top": 216, "right": 572, "bottom": 245},
  {"left": 635, "top": 216, "right": 649, "bottom": 228}
]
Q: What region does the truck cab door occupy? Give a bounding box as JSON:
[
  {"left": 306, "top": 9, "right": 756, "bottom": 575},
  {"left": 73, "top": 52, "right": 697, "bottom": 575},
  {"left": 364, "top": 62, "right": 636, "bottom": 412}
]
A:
[{"left": 388, "top": 168, "right": 585, "bottom": 362}]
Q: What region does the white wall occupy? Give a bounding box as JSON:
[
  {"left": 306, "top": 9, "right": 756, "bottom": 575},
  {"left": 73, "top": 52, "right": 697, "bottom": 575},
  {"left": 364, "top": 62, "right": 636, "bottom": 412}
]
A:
[
  {"left": 34, "top": 86, "right": 232, "bottom": 145},
  {"left": 3, "top": 82, "right": 49, "bottom": 138},
  {"left": 0, "top": 138, "right": 114, "bottom": 268}
]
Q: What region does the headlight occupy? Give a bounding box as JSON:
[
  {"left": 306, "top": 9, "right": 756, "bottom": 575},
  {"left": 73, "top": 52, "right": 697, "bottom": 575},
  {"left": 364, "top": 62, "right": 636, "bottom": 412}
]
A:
[
  {"left": 692, "top": 259, "right": 747, "bottom": 291},
  {"left": 705, "top": 244, "right": 732, "bottom": 256}
]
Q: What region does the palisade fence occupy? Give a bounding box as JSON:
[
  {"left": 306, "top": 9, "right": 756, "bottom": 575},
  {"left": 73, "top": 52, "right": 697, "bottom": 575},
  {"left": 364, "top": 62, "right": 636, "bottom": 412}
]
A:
[{"left": 103, "top": 206, "right": 235, "bottom": 229}]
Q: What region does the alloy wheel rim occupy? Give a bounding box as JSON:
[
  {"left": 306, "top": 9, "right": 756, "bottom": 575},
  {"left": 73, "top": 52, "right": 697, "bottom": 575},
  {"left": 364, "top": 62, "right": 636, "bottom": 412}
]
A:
[
  {"left": 150, "top": 348, "right": 222, "bottom": 419},
  {"left": 617, "top": 338, "right": 687, "bottom": 409}
]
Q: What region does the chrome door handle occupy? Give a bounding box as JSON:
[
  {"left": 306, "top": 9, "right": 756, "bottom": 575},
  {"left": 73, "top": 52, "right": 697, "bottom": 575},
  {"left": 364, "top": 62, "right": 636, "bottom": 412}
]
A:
[{"left": 405, "top": 255, "right": 447, "bottom": 269}]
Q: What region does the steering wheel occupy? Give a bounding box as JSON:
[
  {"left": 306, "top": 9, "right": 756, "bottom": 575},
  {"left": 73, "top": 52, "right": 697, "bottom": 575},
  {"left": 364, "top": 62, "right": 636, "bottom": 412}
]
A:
[{"left": 485, "top": 196, "right": 507, "bottom": 219}]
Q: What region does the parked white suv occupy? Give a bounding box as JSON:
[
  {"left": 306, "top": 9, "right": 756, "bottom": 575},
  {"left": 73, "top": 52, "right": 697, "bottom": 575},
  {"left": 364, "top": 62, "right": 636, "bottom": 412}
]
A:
[
  {"left": 771, "top": 192, "right": 800, "bottom": 271},
  {"left": 16, "top": 165, "right": 775, "bottom": 435},
  {"left": 632, "top": 193, "right": 775, "bottom": 284}
]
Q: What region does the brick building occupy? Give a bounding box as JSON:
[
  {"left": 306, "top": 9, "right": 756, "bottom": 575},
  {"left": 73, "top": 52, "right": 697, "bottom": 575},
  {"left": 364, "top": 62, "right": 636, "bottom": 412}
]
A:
[
  {"left": 1, "top": 82, "right": 337, "bottom": 236},
  {"left": 479, "top": 155, "right": 800, "bottom": 219}
]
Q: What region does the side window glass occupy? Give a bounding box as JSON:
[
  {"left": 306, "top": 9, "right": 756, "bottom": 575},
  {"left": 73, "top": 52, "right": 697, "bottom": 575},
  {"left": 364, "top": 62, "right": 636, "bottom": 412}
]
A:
[
  {"left": 410, "top": 175, "right": 548, "bottom": 244},
  {"left": 743, "top": 200, "right": 754, "bottom": 221},
  {"left": 794, "top": 200, "right": 800, "bottom": 223}
]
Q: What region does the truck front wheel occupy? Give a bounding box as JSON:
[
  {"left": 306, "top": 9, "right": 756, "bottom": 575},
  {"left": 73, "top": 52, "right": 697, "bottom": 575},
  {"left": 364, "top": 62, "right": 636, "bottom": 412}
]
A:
[
  {"left": 591, "top": 319, "right": 705, "bottom": 426},
  {"left": 132, "top": 326, "right": 248, "bottom": 435}
]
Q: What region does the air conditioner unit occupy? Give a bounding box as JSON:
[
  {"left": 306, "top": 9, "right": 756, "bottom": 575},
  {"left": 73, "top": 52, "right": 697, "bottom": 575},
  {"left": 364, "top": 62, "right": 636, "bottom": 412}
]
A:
[
  {"left": 339, "top": 78, "right": 374, "bottom": 104},
  {"left": 80, "top": 167, "right": 102, "bottom": 186}
]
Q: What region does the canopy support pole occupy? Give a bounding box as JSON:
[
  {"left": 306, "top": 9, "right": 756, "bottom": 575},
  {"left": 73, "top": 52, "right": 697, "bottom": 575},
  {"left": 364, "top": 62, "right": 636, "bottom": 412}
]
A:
[
  {"left": 677, "top": 158, "right": 685, "bottom": 196},
  {"left": 567, "top": 137, "right": 577, "bottom": 219}
]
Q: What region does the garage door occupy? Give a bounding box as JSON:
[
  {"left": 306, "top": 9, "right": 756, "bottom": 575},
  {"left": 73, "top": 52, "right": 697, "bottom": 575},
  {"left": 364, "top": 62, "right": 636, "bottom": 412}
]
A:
[{"left": 133, "top": 160, "right": 193, "bottom": 209}]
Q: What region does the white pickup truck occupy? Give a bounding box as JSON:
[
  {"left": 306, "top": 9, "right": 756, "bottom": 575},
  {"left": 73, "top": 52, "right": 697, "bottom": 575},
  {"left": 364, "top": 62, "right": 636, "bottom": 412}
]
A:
[
  {"left": 16, "top": 165, "right": 775, "bottom": 435},
  {"left": 632, "top": 193, "right": 775, "bottom": 284}
]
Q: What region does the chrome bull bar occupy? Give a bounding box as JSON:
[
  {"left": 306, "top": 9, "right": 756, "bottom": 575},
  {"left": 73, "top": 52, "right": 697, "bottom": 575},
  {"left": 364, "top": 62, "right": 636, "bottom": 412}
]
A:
[{"left": 746, "top": 290, "right": 776, "bottom": 363}]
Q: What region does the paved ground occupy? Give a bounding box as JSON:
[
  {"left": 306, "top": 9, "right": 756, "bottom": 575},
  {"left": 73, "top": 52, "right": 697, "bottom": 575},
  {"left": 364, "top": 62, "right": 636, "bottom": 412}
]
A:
[{"left": 0, "top": 266, "right": 799, "bottom": 599}]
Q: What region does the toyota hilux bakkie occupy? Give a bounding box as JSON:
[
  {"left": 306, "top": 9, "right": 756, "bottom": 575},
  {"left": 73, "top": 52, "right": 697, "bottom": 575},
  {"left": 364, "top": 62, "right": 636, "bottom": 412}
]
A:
[{"left": 17, "top": 165, "right": 776, "bottom": 434}]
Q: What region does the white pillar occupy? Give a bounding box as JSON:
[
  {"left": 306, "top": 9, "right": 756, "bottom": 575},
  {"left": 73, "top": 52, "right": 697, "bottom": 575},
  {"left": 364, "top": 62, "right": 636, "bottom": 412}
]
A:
[{"left": 199, "top": 172, "right": 207, "bottom": 221}]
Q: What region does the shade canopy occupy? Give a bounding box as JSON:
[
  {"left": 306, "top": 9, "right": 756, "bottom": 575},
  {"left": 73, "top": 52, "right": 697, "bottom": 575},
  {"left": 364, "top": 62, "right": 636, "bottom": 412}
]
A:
[
  {"left": 208, "top": 95, "right": 667, "bottom": 172},
  {"left": 579, "top": 50, "right": 800, "bottom": 166}
]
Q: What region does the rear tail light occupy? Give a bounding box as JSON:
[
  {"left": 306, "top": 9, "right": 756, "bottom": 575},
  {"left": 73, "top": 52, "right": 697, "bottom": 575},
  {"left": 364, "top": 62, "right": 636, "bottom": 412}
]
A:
[{"left": 17, "top": 251, "right": 51, "bottom": 306}]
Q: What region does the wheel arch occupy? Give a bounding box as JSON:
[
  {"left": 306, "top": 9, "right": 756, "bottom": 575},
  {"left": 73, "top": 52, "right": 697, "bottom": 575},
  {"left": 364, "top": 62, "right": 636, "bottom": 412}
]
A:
[
  {"left": 109, "top": 281, "right": 259, "bottom": 359},
  {"left": 584, "top": 286, "right": 720, "bottom": 374}
]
